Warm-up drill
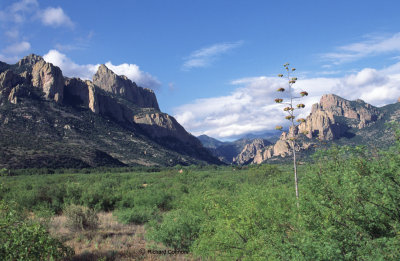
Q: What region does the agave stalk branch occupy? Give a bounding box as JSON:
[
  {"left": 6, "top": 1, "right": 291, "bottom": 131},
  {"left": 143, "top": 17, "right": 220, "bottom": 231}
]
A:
[{"left": 286, "top": 65, "right": 299, "bottom": 209}]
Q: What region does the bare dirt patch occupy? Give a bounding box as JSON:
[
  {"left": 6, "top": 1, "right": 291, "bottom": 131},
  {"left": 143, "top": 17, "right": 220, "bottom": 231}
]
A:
[{"left": 49, "top": 212, "right": 194, "bottom": 261}]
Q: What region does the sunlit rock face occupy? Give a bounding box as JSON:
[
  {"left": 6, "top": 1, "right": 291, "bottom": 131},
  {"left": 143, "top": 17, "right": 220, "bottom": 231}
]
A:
[
  {"left": 233, "top": 94, "right": 389, "bottom": 165},
  {"left": 93, "top": 64, "right": 159, "bottom": 110},
  {"left": 32, "top": 60, "right": 64, "bottom": 103}
]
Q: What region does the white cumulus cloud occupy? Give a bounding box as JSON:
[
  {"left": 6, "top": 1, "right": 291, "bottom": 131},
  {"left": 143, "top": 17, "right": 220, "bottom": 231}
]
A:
[
  {"left": 43, "top": 50, "right": 98, "bottom": 79},
  {"left": 43, "top": 50, "right": 161, "bottom": 90},
  {"left": 333, "top": 67, "right": 400, "bottom": 106},
  {"left": 40, "top": 7, "right": 74, "bottom": 28},
  {"left": 174, "top": 65, "right": 400, "bottom": 139},
  {"left": 174, "top": 77, "right": 289, "bottom": 138}
]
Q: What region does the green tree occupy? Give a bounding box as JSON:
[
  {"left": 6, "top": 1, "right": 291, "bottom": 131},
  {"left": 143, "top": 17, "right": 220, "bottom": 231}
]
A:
[{"left": 275, "top": 63, "right": 308, "bottom": 207}]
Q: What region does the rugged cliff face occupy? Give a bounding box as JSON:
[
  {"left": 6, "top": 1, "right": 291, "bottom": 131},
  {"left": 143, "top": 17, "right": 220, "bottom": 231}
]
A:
[
  {"left": 233, "top": 139, "right": 272, "bottom": 165},
  {"left": 65, "top": 64, "right": 159, "bottom": 119},
  {"left": 0, "top": 54, "right": 220, "bottom": 168},
  {"left": 0, "top": 70, "right": 23, "bottom": 104},
  {"left": 64, "top": 63, "right": 213, "bottom": 162},
  {"left": 297, "top": 94, "right": 381, "bottom": 140},
  {"left": 64, "top": 78, "right": 99, "bottom": 113},
  {"left": 312, "top": 94, "right": 380, "bottom": 128},
  {"left": 32, "top": 60, "right": 64, "bottom": 103},
  {"left": 93, "top": 64, "right": 159, "bottom": 110},
  {"left": 1, "top": 54, "right": 64, "bottom": 104},
  {"left": 233, "top": 134, "right": 313, "bottom": 165}
]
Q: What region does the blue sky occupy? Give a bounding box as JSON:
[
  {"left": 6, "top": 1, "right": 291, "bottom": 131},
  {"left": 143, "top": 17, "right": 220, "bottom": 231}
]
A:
[{"left": 1, "top": 0, "right": 400, "bottom": 140}]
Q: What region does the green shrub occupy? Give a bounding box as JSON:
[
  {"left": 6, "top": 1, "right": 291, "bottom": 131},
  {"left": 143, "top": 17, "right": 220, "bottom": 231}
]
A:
[
  {"left": 64, "top": 204, "right": 99, "bottom": 231},
  {"left": 192, "top": 185, "right": 295, "bottom": 260},
  {"left": 148, "top": 208, "right": 202, "bottom": 251},
  {"left": 118, "top": 187, "right": 175, "bottom": 211},
  {"left": 0, "top": 201, "right": 73, "bottom": 260},
  {"left": 115, "top": 205, "right": 156, "bottom": 224},
  {"left": 296, "top": 144, "right": 400, "bottom": 260},
  {"left": 80, "top": 181, "right": 121, "bottom": 211}
]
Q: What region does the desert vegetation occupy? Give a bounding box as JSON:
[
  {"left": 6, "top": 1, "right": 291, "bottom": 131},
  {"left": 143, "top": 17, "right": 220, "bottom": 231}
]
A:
[
  {"left": 276, "top": 63, "right": 308, "bottom": 207},
  {"left": 0, "top": 125, "right": 399, "bottom": 260}
]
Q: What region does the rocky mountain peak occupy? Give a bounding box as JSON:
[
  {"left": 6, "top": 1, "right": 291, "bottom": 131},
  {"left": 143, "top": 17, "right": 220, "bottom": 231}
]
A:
[
  {"left": 96, "top": 64, "right": 112, "bottom": 76},
  {"left": 230, "top": 94, "right": 394, "bottom": 165},
  {"left": 93, "top": 64, "right": 159, "bottom": 110},
  {"left": 18, "top": 54, "right": 44, "bottom": 67},
  {"left": 1, "top": 55, "right": 64, "bottom": 104},
  {"left": 93, "top": 64, "right": 119, "bottom": 93},
  {"left": 311, "top": 93, "right": 380, "bottom": 130},
  {"left": 0, "top": 54, "right": 220, "bottom": 168}
]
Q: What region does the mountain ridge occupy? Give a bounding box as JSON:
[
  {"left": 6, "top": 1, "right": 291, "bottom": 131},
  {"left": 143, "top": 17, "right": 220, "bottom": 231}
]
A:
[
  {"left": 0, "top": 54, "right": 221, "bottom": 168},
  {"left": 199, "top": 94, "right": 399, "bottom": 165}
]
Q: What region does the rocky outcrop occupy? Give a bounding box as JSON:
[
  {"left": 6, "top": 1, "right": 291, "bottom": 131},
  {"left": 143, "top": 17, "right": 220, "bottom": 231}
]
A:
[
  {"left": 312, "top": 94, "right": 380, "bottom": 129},
  {"left": 294, "top": 94, "right": 381, "bottom": 141},
  {"left": 297, "top": 110, "right": 341, "bottom": 140},
  {"left": 31, "top": 60, "right": 64, "bottom": 103},
  {"left": 0, "top": 70, "right": 25, "bottom": 104},
  {"left": 65, "top": 77, "right": 136, "bottom": 122},
  {"left": 65, "top": 64, "right": 207, "bottom": 151},
  {"left": 88, "top": 83, "right": 98, "bottom": 113},
  {"left": 233, "top": 139, "right": 271, "bottom": 164},
  {"left": 64, "top": 78, "right": 99, "bottom": 113},
  {"left": 18, "top": 54, "right": 43, "bottom": 68},
  {"left": 0, "top": 70, "right": 19, "bottom": 91},
  {"left": 93, "top": 64, "right": 159, "bottom": 110},
  {"left": 233, "top": 94, "right": 384, "bottom": 164},
  {"left": 233, "top": 135, "right": 313, "bottom": 164},
  {"left": 8, "top": 85, "right": 21, "bottom": 104}
]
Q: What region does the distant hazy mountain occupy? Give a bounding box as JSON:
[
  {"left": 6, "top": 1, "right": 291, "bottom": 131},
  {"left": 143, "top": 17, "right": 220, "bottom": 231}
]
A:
[
  {"left": 197, "top": 135, "right": 225, "bottom": 149},
  {"left": 198, "top": 135, "right": 272, "bottom": 164},
  {"left": 241, "top": 131, "right": 281, "bottom": 142},
  {"left": 0, "top": 54, "right": 221, "bottom": 169}
]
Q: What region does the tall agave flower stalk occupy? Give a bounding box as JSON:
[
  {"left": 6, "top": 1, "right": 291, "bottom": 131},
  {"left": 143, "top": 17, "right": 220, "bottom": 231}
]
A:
[{"left": 275, "top": 63, "right": 308, "bottom": 208}]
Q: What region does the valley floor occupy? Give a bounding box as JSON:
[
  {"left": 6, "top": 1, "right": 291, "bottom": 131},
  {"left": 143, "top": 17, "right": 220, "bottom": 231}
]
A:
[{"left": 1, "top": 136, "right": 400, "bottom": 260}]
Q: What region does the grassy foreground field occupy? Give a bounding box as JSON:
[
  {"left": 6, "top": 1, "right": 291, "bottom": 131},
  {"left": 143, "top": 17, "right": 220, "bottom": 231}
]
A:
[{"left": 1, "top": 134, "right": 400, "bottom": 260}]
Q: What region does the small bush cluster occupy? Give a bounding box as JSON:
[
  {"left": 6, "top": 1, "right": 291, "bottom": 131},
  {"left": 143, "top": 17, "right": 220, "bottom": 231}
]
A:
[
  {"left": 115, "top": 205, "right": 156, "bottom": 225},
  {"left": 64, "top": 204, "right": 99, "bottom": 231}
]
